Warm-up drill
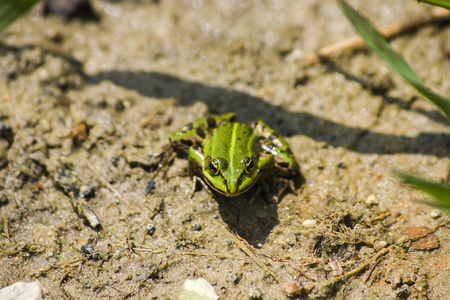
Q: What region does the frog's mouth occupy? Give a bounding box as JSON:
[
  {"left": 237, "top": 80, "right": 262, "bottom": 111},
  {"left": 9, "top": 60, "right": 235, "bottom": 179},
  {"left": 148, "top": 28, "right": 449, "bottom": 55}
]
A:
[{"left": 202, "top": 173, "right": 260, "bottom": 197}]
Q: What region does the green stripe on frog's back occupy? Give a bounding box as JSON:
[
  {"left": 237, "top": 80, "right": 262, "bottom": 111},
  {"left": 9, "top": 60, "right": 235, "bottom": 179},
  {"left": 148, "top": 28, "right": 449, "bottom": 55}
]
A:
[
  {"left": 208, "top": 122, "right": 253, "bottom": 174},
  {"left": 169, "top": 113, "right": 237, "bottom": 141}
]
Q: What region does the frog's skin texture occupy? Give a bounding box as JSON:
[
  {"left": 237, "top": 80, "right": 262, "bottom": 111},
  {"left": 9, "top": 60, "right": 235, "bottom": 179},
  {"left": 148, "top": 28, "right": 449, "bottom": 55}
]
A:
[{"left": 169, "top": 112, "right": 300, "bottom": 197}]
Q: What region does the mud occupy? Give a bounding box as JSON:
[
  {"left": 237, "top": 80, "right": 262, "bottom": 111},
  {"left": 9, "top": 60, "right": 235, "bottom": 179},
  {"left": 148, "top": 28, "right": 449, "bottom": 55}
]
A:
[{"left": 0, "top": 0, "right": 449, "bottom": 299}]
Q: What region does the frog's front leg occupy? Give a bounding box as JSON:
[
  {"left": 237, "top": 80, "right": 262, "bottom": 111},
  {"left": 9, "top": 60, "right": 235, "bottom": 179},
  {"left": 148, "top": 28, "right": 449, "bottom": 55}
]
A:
[
  {"left": 252, "top": 120, "right": 300, "bottom": 177},
  {"left": 188, "top": 145, "right": 205, "bottom": 176},
  {"left": 188, "top": 145, "right": 209, "bottom": 197}
]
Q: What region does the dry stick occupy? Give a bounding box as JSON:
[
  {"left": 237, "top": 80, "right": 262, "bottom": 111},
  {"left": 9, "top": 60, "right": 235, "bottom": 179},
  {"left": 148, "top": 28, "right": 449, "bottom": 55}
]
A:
[
  {"left": 216, "top": 221, "right": 278, "bottom": 280},
  {"left": 217, "top": 224, "right": 265, "bottom": 270},
  {"left": 300, "top": 8, "right": 450, "bottom": 66},
  {"left": 132, "top": 244, "right": 165, "bottom": 254},
  {"left": 296, "top": 219, "right": 450, "bottom": 295},
  {"left": 296, "top": 242, "right": 394, "bottom": 294},
  {"left": 362, "top": 256, "right": 383, "bottom": 284},
  {"left": 33, "top": 259, "right": 85, "bottom": 278},
  {"left": 150, "top": 145, "right": 174, "bottom": 181},
  {"left": 0, "top": 248, "right": 21, "bottom": 255},
  {"left": 86, "top": 161, "right": 125, "bottom": 201},
  {"left": 367, "top": 212, "right": 393, "bottom": 224},
  {"left": 4, "top": 218, "right": 11, "bottom": 246},
  {"left": 343, "top": 243, "right": 393, "bottom": 280},
  {"left": 178, "top": 251, "right": 248, "bottom": 261}
]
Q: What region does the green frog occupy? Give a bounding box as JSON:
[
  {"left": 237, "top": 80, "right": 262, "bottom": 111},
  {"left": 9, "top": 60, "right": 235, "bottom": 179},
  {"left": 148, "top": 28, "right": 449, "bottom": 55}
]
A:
[{"left": 167, "top": 112, "right": 300, "bottom": 197}]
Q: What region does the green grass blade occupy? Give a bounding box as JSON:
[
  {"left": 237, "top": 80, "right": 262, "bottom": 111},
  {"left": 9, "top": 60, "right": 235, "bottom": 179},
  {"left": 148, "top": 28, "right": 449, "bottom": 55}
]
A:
[
  {"left": 0, "top": 0, "right": 40, "bottom": 32},
  {"left": 338, "top": 0, "right": 450, "bottom": 120},
  {"left": 395, "top": 170, "right": 450, "bottom": 214},
  {"left": 418, "top": 0, "right": 450, "bottom": 10}
]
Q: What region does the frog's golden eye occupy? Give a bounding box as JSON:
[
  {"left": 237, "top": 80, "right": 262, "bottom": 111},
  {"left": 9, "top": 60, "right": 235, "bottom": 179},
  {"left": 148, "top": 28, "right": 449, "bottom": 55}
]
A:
[
  {"left": 244, "top": 157, "right": 255, "bottom": 174},
  {"left": 208, "top": 159, "right": 220, "bottom": 176}
]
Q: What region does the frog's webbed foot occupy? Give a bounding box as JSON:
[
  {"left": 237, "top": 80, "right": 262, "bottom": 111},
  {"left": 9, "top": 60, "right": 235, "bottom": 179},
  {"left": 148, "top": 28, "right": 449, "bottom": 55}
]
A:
[
  {"left": 249, "top": 185, "right": 263, "bottom": 204},
  {"left": 272, "top": 179, "right": 289, "bottom": 203},
  {"left": 272, "top": 176, "right": 303, "bottom": 202}
]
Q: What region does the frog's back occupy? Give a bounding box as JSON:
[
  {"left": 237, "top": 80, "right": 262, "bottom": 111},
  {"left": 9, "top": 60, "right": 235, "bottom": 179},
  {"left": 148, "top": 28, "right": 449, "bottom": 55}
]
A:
[{"left": 208, "top": 122, "right": 252, "bottom": 160}]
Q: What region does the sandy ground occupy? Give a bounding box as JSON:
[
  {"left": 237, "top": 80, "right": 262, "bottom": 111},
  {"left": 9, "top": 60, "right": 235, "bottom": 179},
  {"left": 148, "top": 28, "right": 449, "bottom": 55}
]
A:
[{"left": 1, "top": 0, "right": 449, "bottom": 299}]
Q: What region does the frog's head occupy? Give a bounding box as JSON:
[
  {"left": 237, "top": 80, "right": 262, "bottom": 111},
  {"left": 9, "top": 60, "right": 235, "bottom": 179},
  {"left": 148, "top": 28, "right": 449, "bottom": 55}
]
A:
[{"left": 203, "top": 155, "right": 260, "bottom": 197}]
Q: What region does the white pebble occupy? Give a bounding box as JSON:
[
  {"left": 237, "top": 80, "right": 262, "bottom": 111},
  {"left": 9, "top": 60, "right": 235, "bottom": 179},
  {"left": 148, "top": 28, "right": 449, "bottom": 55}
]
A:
[
  {"left": 430, "top": 210, "right": 441, "bottom": 219},
  {"left": 303, "top": 219, "right": 317, "bottom": 228},
  {"left": 378, "top": 240, "right": 388, "bottom": 248},
  {"left": 0, "top": 281, "right": 44, "bottom": 300},
  {"left": 366, "top": 194, "right": 378, "bottom": 205},
  {"left": 178, "top": 278, "right": 218, "bottom": 300}
]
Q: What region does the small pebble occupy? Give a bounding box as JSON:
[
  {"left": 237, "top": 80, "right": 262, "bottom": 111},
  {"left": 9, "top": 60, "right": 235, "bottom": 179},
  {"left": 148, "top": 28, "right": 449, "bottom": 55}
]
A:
[
  {"left": 65, "top": 185, "right": 79, "bottom": 200},
  {"left": 378, "top": 240, "right": 388, "bottom": 248},
  {"left": 80, "top": 184, "right": 96, "bottom": 199},
  {"left": 72, "top": 121, "right": 89, "bottom": 145},
  {"left": 226, "top": 272, "right": 242, "bottom": 284},
  {"left": 77, "top": 203, "right": 101, "bottom": 228},
  {"left": 366, "top": 194, "right": 378, "bottom": 205},
  {"left": 193, "top": 224, "right": 202, "bottom": 231},
  {"left": 147, "top": 223, "right": 156, "bottom": 236},
  {"left": 146, "top": 180, "right": 156, "bottom": 194},
  {"left": 0, "top": 281, "right": 44, "bottom": 300},
  {"left": 392, "top": 272, "right": 403, "bottom": 289},
  {"left": 283, "top": 282, "right": 302, "bottom": 296},
  {"left": 303, "top": 219, "right": 317, "bottom": 228},
  {"left": 286, "top": 48, "right": 302, "bottom": 62},
  {"left": 430, "top": 210, "right": 441, "bottom": 219},
  {"left": 81, "top": 244, "right": 100, "bottom": 260},
  {"left": 178, "top": 278, "right": 218, "bottom": 300}
]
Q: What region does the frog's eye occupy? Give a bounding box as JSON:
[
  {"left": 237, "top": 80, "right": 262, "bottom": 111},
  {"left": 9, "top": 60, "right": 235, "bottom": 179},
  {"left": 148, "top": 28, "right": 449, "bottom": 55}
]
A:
[
  {"left": 208, "top": 159, "right": 220, "bottom": 176},
  {"left": 244, "top": 157, "right": 255, "bottom": 174}
]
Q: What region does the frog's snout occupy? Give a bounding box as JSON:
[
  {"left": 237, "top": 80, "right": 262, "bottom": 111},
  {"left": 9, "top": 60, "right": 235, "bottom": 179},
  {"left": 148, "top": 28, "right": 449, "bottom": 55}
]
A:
[{"left": 227, "top": 179, "right": 239, "bottom": 196}]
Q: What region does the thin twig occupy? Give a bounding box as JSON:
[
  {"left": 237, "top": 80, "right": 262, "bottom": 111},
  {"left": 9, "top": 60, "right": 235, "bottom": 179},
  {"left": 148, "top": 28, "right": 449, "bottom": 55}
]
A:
[
  {"left": 150, "top": 145, "right": 174, "bottom": 181},
  {"left": 217, "top": 224, "right": 265, "bottom": 270},
  {"left": 86, "top": 161, "right": 125, "bottom": 201},
  {"left": 362, "top": 256, "right": 383, "bottom": 283},
  {"left": 300, "top": 8, "right": 450, "bottom": 66},
  {"left": 343, "top": 245, "right": 392, "bottom": 279},
  {"left": 132, "top": 245, "right": 165, "bottom": 254},
  {"left": 367, "top": 212, "right": 393, "bottom": 224},
  {"left": 4, "top": 218, "right": 11, "bottom": 246},
  {"left": 178, "top": 251, "right": 247, "bottom": 261},
  {"left": 215, "top": 220, "right": 278, "bottom": 280},
  {"left": 295, "top": 219, "right": 450, "bottom": 295}
]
